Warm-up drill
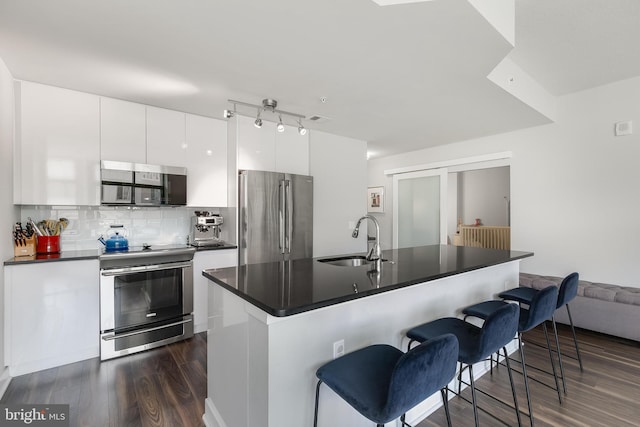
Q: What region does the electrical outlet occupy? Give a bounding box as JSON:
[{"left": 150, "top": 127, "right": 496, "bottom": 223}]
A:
[{"left": 333, "top": 339, "right": 345, "bottom": 359}]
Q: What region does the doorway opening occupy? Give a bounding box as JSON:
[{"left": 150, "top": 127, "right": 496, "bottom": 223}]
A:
[{"left": 389, "top": 154, "right": 511, "bottom": 249}]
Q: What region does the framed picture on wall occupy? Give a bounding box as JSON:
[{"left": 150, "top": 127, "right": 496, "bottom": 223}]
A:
[{"left": 367, "top": 186, "right": 384, "bottom": 213}]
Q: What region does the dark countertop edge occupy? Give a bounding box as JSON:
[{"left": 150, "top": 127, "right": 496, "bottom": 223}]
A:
[
  {"left": 204, "top": 272, "right": 283, "bottom": 315},
  {"left": 203, "top": 250, "right": 534, "bottom": 318},
  {"left": 4, "top": 244, "right": 238, "bottom": 265},
  {"left": 194, "top": 244, "right": 237, "bottom": 252},
  {"left": 4, "top": 250, "right": 101, "bottom": 265}
]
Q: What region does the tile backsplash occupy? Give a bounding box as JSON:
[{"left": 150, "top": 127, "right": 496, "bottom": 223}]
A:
[{"left": 19, "top": 205, "right": 233, "bottom": 251}]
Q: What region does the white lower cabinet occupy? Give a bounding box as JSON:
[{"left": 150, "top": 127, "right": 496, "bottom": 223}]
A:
[
  {"left": 193, "top": 249, "right": 237, "bottom": 333},
  {"left": 4, "top": 260, "right": 100, "bottom": 376}
]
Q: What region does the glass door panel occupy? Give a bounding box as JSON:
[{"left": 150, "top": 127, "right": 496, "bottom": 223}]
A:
[
  {"left": 114, "top": 268, "right": 183, "bottom": 330},
  {"left": 393, "top": 169, "right": 447, "bottom": 248}
]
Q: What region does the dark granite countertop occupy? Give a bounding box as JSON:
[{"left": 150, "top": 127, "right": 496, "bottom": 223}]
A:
[
  {"left": 203, "top": 245, "right": 533, "bottom": 317},
  {"left": 4, "top": 243, "right": 237, "bottom": 266},
  {"left": 194, "top": 243, "right": 237, "bottom": 252},
  {"left": 4, "top": 249, "right": 101, "bottom": 265}
]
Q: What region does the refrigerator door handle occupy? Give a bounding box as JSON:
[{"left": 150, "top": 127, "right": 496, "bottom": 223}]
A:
[
  {"left": 279, "top": 180, "right": 286, "bottom": 254},
  {"left": 285, "top": 179, "right": 292, "bottom": 254}
]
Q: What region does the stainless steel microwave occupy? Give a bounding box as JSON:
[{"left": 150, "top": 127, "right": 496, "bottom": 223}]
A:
[{"left": 101, "top": 161, "right": 187, "bottom": 206}]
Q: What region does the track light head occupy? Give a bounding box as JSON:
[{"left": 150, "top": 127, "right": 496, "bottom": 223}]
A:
[
  {"left": 277, "top": 116, "right": 285, "bottom": 133},
  {"left": 223, "top": 109, "right": 234, "bottom": 119},
  {"left": 254, "top": 109, "right": 262, "bottom": 128},
  {"left": 297, "top": 119, "right": 307, "bottom": 136}
]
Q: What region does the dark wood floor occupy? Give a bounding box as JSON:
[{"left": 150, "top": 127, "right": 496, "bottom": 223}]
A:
[
  {"left": 418, "top": 323, "right": 640, "bottom": 427},
  {"left": 1, "top": 332, "right": 207, "bottom": 427},
  {"left": 2, "top": 325, "right": 639, "bottom": 427}
]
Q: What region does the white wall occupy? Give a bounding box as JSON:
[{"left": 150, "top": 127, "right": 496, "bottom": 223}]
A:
[
  {"left": 369, "top": 76, "right": 640, "bottom": 287},
  {"left": 310, "top": 131, "right": 368, "bottom": 257},
  {"left": 0, "top": 57, "right": 17, "bottom": 383}
]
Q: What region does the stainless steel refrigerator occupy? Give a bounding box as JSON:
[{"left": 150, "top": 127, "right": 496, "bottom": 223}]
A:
[{"left": 239, "top": 170, "right": 313, "bottom": 264}]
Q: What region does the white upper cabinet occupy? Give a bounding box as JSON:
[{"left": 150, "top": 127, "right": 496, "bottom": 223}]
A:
[
  {"left": 146, "top": 106, "right": 187, "bottom": 167},
  {"left": 100, "top": 97, "right": 146, "bottom": 163},
  {"left": 237, "top": 114, "right": 276, "bottom": 171},
  {"left": 275, "top": 124, "right": 309, "bottom": 175},
  {"left": 237, "top": 114, "right": 309, "bottom": 174},
  {"left": 186, "top": 114, "right": 228, "bottom": 207},
  {"left": 14, "top": 81, "right": 100, "bottom": 205}
]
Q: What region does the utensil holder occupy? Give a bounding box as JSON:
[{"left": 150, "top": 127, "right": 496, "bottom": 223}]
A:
[
  {"left": 37, "top": 235, "right": 61, "bottom": 254},
  {"left": 14, "top": 236, "right": 37, "bottom": 257}
]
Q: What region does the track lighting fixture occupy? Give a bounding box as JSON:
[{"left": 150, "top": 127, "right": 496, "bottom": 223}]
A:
[
  {"left": 225, "top": 98, "right": 307, "bottom": 136},
  {"left": 297, "top": 119, "right": 307, "bottom": 136}
]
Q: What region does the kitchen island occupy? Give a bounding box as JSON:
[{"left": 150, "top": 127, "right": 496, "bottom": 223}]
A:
[{"left": 202, "top": 245, "right": 532, "bottom": 427}]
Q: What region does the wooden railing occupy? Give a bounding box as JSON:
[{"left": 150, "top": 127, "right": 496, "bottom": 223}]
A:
[{"left": 460, "top": 226, "right": 511, "bottom": 250}]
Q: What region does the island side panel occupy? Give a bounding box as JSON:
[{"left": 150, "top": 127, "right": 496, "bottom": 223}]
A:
[
  {"left": 205, "top": 260, "right": 520, "bottom": 427},
  {"left": 205, "top": 284, "right": 252, "bottom": 427}
]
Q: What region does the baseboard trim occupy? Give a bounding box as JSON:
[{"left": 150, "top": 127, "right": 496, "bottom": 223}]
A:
[{"left": 204, "top": 397, "right": 228, "bottom": 427}]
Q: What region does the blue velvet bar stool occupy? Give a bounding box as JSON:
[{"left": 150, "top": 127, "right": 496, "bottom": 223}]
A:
[
  {"left": 502, "top": 273, "right": 583, "bottom": 372},
  {"left": 463, "top": 285, "right": 562, "bottom": 405},
  {"left": 313, "top": 334, "right": 458, "bottom": 427},
  {"left": 406, "top": 303, "right": 526, "bottom": 427}
]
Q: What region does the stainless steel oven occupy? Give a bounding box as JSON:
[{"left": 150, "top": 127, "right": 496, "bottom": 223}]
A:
[{"left": 99, "top": 246, "right": 195, "bottom": 360}]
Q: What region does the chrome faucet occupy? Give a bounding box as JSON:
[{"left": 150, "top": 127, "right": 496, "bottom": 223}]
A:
[{"left": 352, "top": 215, "right": 382, "bottom": 262}]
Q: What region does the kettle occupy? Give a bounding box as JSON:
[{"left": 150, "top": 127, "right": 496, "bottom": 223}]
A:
[{"left": 98, "top": 225, "right": 129, "bottom": 252}]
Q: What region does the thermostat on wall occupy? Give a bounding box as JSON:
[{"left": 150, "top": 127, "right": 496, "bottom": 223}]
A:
[{"left": 615, "top": 120, "right": 633, "bottom": 136}]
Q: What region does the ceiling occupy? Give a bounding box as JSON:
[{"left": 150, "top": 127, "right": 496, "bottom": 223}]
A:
[{"left": 0, "top": 0, "right": 638, "bottom": 159}]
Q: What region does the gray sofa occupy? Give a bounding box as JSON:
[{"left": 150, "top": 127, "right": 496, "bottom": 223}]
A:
[{"left": 519, "top": 272, "right": 640, "bottom": 342}]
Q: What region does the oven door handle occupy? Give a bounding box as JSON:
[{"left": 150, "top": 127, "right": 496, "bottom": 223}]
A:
[
  {"left": 100, "top": 260, "right": 193, "bottom": 276},
  {"left": 101, "top": 318, "right": 193, "bottom": 341}
]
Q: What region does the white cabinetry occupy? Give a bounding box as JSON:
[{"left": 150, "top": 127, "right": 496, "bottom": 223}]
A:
[
  {"left": 237, "top": 115, "right": 276, "bottom": 171},
  {"left": 186, "top": 114, "right": 228, "bottom": 207},
  {"left": 192, "top": 249, "right": 237, "bottom": 333},
  {"left": 275, "top": 124, "right": 310, "bottom": 175},
  {"left": 4, "top": 259, "right": 100, "bottom": 376},
  {"left": 14, "top": 81, "right": 100, "bottom": 205},
  {"left": 237, "top": 115, "right": 309, "bottom": 174},
  {"left": 100, "top": 97, "right": 146, "bottom": 163},
  {"left": 146, "top": 106, "right": 187, "bottom": 167}
]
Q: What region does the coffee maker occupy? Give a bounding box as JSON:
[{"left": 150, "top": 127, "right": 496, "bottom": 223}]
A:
[{"left": 190, "top": 211, "right": 224, "bottom": 247}]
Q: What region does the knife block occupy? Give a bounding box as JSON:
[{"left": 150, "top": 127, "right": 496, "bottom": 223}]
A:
[{"left": 14, "top": 235, "right": 36, "bottom": 257}]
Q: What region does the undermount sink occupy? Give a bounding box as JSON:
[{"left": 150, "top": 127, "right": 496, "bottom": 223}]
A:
[{"left": 317, "top": 255, "right": 389, "bottom": 267}]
